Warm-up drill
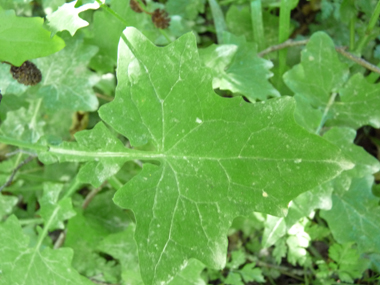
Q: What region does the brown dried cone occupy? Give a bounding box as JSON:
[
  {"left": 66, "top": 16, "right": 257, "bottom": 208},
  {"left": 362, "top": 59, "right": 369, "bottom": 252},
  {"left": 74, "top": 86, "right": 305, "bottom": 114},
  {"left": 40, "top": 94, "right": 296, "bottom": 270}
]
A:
[
  {"left": 130, "top": 0, "right": 146, "bottom": 13},
  {"left": 151, "top": 9, "right": 170, "bottom": 29},
  {"left": 10, "top": 61, "right": 42, "bottom": 86}
]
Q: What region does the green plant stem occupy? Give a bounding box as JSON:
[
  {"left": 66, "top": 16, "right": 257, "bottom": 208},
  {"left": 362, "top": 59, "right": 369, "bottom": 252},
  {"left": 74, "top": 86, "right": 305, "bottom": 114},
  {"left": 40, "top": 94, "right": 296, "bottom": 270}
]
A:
[
  {"left": 35, "top": 206, "right": 60, "bottom": 250},
  {"left": 308, "top": 244, "right": 325, "bottom": 260},
  {"left": 277, "top": 0, "right": 291, "bottom": 81},
  {"left": 82, "top": 181, "right": 107, "bottom": 209},
  {"left": 18, "top": 218, "right": 44, "bottom": 226},
  {"left": 251, "top": 0, "right": 265, "bottom": 51},
  {"left": 208, "top": 0, "right": 227, "bottom": 44},
  {"left": 349, "top": 17, "right": 355, "bottom": 50},
  {"left": 29, "top": 98, "right": 42, "bottom": 131},
  {"left": 315, "top": 93, "right": 337, "bottom": 135},
  {"left": 258, "top": 39, "right": 308, "bottom": 57},
  {"left": 159, "top": 29, "right": 172, "bottom": 43},
  {"left": 355, "top": 0, "right": 380, "bottom": 53},
  {"left": 259, "top": 39, "right": 380, "bottom": 75},
  {"left": 256, "top": 260, "right": 311, "bottom": 279},
  {"left": 95, "top": 0, "right": 127, "bottom": 26},
  {"left": 335, "top": 46, "right": 380, "bottom": 75},
  {"left": 61, "top": 178, "right": 82, "bottom": 200},
  {"left": 0, "top": 135, "right": 47, "bottom": 152},
  {"left": 0, "top": 135, "right": 162, "bottom": 161},
  {"left": 108, "top": 176, "right": 123, "bottom": 190}
]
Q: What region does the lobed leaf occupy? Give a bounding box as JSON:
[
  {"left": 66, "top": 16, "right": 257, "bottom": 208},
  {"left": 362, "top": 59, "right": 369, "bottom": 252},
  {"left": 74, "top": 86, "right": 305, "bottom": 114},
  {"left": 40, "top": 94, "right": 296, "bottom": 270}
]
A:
[
  {"left": 284, "top": 32, "right": 349, "bottom": 107},
  {"left": 96, "top": 27, "right": 353, "bottom": 284},
  {"left": 45, "top": 0, "right": 100, "bottom": 36},
  {"left": 200, "top": 32, "right": 280, "bottom": 101}
]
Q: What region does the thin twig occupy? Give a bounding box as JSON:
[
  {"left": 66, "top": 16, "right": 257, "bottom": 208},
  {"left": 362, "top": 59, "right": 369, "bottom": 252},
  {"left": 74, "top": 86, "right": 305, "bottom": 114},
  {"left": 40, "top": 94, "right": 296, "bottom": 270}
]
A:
[
  {"left": 258, "top": 39, "right": 380, "bottom": 76},
  {"left": 0, "top": 155, "right": 37, "bottom": 192},
  {"left": 335, "top": 46, "right": 380, "bottom": 75},
  {"left": 5, "top": 149, "right": 36, "bottom": 157},
  {"left": 257, "top": 39, "right": 309, "bottom": 57},
  {"left": 95, "top": 93, "right": 113, "bottom": 101},
  {"left": 82, "top": 181, "right": 108, "bottom": 210},
  {"left": 53, "top": 229, "right": 67, "bottom": 249},
  {"left": 256, "top": 260, "right": 312, "bottom": 276}
]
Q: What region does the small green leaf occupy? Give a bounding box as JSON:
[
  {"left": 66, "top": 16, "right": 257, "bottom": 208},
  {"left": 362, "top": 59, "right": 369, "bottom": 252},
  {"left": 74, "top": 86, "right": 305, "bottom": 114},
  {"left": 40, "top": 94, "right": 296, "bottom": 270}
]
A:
[
  {"left": 240, "top": 263, "right": 265, "bottom": 283},
  {"left": 224, "top": 271, "right": 244, "bottom": 285},
  {"left": 34, "top": 37, "right": 99, "bottom": 111},
  {"left": 0, "top": 194, "right": 18, "bottom": 218},
  {"left": 329, "top": 243, "right": 370, "bottom": 283},
  {"left": 228, "top": 250, "right": 246, "bottom": 269},
  {"left": 37, "top": 182, "right": 76, "bottom": 231},
  {"left": 284, "top": 32, "right": 349, "bottom": 107},
  {"left": 0, "top": 99, "right": 45, "bottom": 143},
  {"left": 46, "top": 0, "right": 100, "bottom": 36},
  {"left": 321, "top": 176, "right": 380, "bottom": 254},
  {"left": 0, "top": 215, "right": 92, "bottom": 285},
  {"left": 201, "top": 33, "right": 280, "bottom": 101},
  {"left": 97, "top": 225, "right": 144, "bottom": 285},
  {"left": 65, "top": 190, "right": 131, "bottom": 278},
  {"left": 0, "top": 10, "right": 65, "bottom": 66},
  {"left": 329, "top": 73, "right": 380, "bottom": 129}
]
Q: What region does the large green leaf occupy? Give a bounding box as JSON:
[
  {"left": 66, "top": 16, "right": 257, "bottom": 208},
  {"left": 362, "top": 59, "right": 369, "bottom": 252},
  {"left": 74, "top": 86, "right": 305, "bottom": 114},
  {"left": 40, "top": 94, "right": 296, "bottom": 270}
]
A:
[
  {"left": 0, "top": 215, "right": 92, "bottom": 285},
  {"left": 1, "top": 28, "right": 354, "bottom": 285},
  {"left": 95, "top": 28, "right": 353, "bottom": 284},
  {"left": 0, "top": 9, "right": 65, "bottom": 66},
  {"left": 321, "top": 176, "right": 380, "bottom": 255}
]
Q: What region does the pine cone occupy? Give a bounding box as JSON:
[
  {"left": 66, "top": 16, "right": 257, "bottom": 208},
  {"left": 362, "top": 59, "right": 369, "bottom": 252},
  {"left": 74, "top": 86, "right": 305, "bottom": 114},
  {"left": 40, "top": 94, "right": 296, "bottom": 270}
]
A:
[
  {"left": 130, "top": 0, "right": 146, "bottom": 13},
  {"left": 10, "top": 61, "right": 42, "bottom": 86},
  {"left": 151, "top": 9, "right": 170, "bottom": 29}
]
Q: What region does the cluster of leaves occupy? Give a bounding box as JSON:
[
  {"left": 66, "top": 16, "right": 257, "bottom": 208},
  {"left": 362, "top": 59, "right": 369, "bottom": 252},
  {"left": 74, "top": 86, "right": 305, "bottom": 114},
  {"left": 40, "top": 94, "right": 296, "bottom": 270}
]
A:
[{"left": 1, "top": 0, "right": 380, "bottom": 284}]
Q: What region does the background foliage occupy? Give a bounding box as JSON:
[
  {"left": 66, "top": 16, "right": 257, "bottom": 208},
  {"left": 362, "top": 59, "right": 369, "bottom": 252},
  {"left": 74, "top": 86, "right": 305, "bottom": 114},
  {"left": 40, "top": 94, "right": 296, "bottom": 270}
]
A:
[{"left": 1, "top": 0, "right": 380, "bottom": 284}]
